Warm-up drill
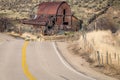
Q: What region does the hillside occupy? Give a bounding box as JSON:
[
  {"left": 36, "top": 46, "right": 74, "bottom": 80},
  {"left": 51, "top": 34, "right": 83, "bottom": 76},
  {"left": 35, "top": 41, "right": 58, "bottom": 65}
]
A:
[
  {"left": 0, "top": 0, "right": 120, "bottom": 31},
  {"left": 0, "top": 0, "right": 115, "bottom": 19}
]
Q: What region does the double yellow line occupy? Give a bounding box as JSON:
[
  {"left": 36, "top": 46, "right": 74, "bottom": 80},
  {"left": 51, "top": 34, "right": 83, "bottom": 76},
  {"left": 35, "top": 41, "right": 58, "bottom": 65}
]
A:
[{"left": 22, "top": 41, "right": 36, "bottom": 80}]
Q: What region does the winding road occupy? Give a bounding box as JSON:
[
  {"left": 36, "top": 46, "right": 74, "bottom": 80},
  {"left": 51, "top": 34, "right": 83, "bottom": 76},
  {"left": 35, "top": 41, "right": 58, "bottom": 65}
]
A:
[{"left": 0, "top": 39, "right": 95, "bottom": 80}]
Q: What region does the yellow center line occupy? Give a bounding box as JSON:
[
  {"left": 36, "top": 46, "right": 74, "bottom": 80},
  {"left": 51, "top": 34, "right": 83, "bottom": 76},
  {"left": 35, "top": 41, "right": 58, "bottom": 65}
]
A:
[{"left": 22, "top": 41, "right": 36, "bottom": 80}]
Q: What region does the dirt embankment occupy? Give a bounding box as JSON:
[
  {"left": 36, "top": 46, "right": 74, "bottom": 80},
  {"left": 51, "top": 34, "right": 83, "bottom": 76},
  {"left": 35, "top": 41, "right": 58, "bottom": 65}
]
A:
[{"left": 68, "top": 30, "right": 120, "bottom": 79}]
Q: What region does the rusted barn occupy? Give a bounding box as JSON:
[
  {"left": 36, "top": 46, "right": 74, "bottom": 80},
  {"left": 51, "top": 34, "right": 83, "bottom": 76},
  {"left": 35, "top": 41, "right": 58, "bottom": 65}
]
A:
[{"left": 22, "top": 1, "right": 81, "bottom": 35}]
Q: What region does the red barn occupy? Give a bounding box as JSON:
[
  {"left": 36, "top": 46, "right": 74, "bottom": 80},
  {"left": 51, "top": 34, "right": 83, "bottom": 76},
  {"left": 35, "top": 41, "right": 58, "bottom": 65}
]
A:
[{"left": 22, "top": 1, "right": 81, "bottom": 35}]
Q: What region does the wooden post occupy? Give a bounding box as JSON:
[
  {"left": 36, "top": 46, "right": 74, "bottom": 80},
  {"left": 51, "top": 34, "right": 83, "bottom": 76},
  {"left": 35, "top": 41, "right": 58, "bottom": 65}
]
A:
[
  {"left": 97, "top": 51, "right": 100, "bottom": 65},
  {"left": 118, "top": 54, "right": 119, "bottom": 65},
  {"left": 101, "top": 54, "right": 103, "bottom": 65},
  {"left": 106, "top": 51, "right": 109, "bottom": 65},
  {"left": 95, "top": 51, "right": 97, "bottom": 60},
  {"left": 114, "top": 53, "right": 116, "bottom": 59},
  {"left": 109, "top": 53, "right": 112, "bottom": 65}
]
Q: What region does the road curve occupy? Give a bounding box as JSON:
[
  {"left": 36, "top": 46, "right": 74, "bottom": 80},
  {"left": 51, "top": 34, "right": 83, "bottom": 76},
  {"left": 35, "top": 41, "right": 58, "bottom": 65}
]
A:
[{"left": 0, "top": 40, "right": 95, "bottom": 80}]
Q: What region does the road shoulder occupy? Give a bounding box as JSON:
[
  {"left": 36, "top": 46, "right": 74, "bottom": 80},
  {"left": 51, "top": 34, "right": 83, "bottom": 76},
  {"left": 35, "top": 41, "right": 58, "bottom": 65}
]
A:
[{"left": 56, "top": 42, "right": 117, "bottom": 80}]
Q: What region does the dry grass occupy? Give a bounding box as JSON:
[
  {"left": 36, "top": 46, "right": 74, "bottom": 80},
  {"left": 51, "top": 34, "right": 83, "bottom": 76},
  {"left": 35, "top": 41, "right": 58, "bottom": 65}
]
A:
[
  {"left": 68, "top": 30, "right": 120, "bottom": 79},
  {"left": 0, "top": 10, "right": 29, "bottom": 19}
]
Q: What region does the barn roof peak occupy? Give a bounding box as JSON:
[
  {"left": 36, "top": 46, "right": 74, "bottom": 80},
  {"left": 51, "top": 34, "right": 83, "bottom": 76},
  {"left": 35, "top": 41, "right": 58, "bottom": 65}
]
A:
[
  {"left": 37, "top": 1, "right": 70, "bottom": 15},
  {"left": 41, "top": 1, "right": 66, "bottom": 4}
]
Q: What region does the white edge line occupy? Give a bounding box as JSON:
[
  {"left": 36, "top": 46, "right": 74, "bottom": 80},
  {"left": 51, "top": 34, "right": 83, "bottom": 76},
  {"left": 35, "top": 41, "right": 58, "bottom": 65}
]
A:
[{"left": 52, "top": 42, "right": 96, "bottom": 80}]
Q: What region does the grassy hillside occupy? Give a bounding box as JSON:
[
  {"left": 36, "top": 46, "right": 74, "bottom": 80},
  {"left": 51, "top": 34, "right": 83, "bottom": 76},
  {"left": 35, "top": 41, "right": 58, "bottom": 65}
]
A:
[
  {"left": 0, "top": 0, "right": 119, "bottom": 29},
  {"left": 0, "top": 0, "right": 115, "bottom": 19},
  {"left": 0, "top": 0, "right": 119, "bottom": 33}
]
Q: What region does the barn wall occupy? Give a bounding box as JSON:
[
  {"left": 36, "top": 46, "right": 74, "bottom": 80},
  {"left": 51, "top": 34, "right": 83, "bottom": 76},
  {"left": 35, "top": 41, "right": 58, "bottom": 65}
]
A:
[{"left": 56, "top": 2, "right": 72, "bottom": 25}]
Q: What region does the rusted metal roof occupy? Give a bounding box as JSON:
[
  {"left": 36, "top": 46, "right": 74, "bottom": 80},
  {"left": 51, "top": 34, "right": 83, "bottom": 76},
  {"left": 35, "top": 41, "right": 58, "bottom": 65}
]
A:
[
  {"left": 37, "top": 1, "right": 68, "bottom": 15},
  {"left": 22, "top": 1, "right": 72, "bottom": 26}
]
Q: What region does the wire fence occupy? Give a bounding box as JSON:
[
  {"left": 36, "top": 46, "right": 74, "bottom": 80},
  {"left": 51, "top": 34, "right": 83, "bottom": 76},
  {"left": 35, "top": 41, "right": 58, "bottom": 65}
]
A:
[
  {"left": 80, "top": 30, "right": 120, "bottom": 66},
  {"left": 90, "top": 51, "right": 120, "bottom": 66}
]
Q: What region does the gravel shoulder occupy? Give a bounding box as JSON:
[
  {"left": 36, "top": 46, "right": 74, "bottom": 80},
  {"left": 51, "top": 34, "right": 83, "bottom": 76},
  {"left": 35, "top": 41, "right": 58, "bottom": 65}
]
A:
[
  {"left": 0, "top": 33, "right": 15, "bottom": 42},
  {"left": 56, "top": 42, "right": 118, "bottom": 80}
]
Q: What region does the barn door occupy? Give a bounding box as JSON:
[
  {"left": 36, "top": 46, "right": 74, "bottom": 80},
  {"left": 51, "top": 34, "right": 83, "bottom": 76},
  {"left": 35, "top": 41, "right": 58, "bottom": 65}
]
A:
[
  {"left": 63, "top": 9, "right": 68, "bottom": 25},
  {"left": 63, "top": 9, "right": 66, "bottom": 24}
]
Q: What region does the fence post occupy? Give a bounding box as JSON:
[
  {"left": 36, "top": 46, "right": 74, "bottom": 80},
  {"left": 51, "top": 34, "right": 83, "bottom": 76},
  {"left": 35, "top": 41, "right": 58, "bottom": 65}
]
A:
[
  {"left": 97, "top": 51, "right": 100, "bottom": 65},
  {"left": 94, "top": 51, "right": 97, "bottom": 61},
  {"left": 114, "top": 53, "right": 116, "bottom": 59},
  {"left": 101, "top": 54, "right": 103, "bottom": 65},
  {"left": 106, "top": 51, "right": 109, "bottom": 65},
  {"left": 109, "top": 53, "right": 112, "bottom": 65},
  {"left": 118, "top": 54, "right": 119, "bottom": 65}
]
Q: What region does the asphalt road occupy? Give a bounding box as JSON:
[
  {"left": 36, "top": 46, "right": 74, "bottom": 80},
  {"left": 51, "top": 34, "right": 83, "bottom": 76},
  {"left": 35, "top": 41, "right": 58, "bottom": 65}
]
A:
[{"left": 0, "top": 40, "right": 95, "bottom": 80}]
